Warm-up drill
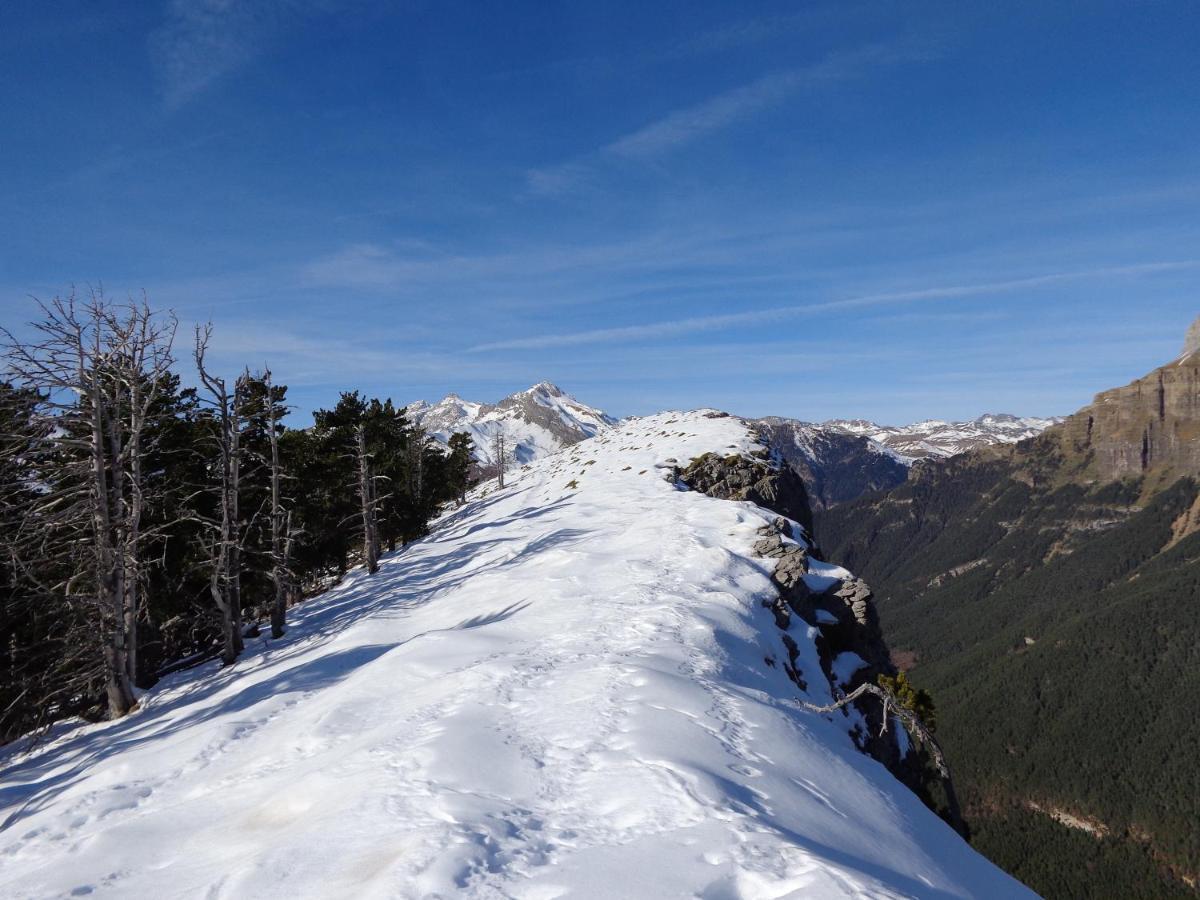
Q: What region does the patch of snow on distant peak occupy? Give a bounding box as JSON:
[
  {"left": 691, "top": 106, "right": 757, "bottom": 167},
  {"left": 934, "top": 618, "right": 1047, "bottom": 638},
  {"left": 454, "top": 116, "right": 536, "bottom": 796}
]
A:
[{"left": 823, "top": 412, "right": 1062, "bottom": 459}]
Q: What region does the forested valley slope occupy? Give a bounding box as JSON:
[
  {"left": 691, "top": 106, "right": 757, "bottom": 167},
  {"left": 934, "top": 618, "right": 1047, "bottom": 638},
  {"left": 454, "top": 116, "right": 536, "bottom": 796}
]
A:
[{"left": 819, "top": 322, "right": 1200, "bottom": 898}]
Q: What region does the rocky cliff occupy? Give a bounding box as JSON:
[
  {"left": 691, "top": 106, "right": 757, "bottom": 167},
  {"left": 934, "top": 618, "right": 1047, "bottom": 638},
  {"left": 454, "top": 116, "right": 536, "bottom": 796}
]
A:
[{"left": 1059, "top": 339, "right": 1200, "bottom": 483}]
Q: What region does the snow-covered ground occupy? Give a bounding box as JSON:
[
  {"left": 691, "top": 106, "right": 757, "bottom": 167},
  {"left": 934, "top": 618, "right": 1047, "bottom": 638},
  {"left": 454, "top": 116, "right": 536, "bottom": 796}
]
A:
[{"left": 0, "top": 411, "right": 1033, "bottom": 899}]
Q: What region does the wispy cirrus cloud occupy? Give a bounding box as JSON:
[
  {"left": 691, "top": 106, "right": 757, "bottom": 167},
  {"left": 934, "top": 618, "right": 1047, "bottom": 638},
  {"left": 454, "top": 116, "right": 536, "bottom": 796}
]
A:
[
  {"left": 526, "top": 41, "right": 935, "bottom": 193},
  {"left": 149, "top": 0, "right": 355, "bottom": 107},
  {"left": 467, "top": 260, "right": 1200, "bottom": 352}
]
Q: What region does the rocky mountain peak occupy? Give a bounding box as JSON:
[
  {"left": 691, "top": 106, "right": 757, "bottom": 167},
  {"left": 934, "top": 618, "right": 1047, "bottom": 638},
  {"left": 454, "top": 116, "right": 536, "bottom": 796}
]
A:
[
  {"left": 525, "top": 381, "right": 566, "bottom": 397},
  {"left": 406, "top": 382, "right": 615, "bottom": 466},
  {"left": 1181, "top": 315, "right": 1200, "bottom": 361}
]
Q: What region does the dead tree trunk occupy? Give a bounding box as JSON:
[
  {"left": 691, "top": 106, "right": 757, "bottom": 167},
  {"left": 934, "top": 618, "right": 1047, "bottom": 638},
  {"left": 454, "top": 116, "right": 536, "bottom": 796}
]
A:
[
  {"left": 88, "top": 335, "right": 135, "bottom": 716},
  {"left": 356, "top": 423, "right": 379, "bottom": 575},
  {"left": 228, "top": 374, "right": 246, "bottom": 655},
  {"left": 195, "top": 326, "right": 242, "bottom": 666},
  {"left": 492, "top": 431, "right": 507, "bottom": 489},
  {"left": 263, "top": 368, "right": 291, "bottom": 638}
]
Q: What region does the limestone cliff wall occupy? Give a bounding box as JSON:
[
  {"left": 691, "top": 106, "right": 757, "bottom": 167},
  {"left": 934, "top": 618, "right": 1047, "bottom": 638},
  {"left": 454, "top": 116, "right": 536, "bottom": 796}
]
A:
[{"left": 1061, "top": 353, "right": 1200, "bottom": 482}]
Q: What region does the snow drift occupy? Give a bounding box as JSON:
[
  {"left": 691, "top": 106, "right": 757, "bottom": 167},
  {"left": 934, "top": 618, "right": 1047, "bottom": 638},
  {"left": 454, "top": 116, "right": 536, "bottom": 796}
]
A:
[{"left": 0, "top": 411, "right": 1033, "bottom": 899}]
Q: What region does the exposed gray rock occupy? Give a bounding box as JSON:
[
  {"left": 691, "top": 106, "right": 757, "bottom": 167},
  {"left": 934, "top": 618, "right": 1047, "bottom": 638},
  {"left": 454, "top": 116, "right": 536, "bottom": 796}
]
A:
[
  {"left": 679, "top": 449, "right": 813, "bottom": 533},
  {"left": 833, "top": 578, "right": 874, "bottom": 626},
  {"left": 752, "top": 533, "right": 787, "bottom": 558},
  {"left": 1184, "top": 315, "right": 1200, "bottom": 359},
  {"left": 771, "top": 547, "right": 810, "bottom": 591}
]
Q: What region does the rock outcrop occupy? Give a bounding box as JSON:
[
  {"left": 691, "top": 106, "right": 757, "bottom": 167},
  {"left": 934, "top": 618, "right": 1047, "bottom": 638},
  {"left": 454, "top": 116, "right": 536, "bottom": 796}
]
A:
[
  {"left": 678, "top": 446, "right": 814, "bottom": 534},
  {"left": 1182, "top": 314, "right": 1200, "bottom": 360},
  {"left": 1059, "top": 334, "right": 1200, "bottom": 483}
]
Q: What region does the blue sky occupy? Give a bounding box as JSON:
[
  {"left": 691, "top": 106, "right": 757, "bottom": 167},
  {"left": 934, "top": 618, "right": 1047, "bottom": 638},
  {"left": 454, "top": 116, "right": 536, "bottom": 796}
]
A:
[{"left": 2, "top": 1, "right": 1199, "bottom": 423}]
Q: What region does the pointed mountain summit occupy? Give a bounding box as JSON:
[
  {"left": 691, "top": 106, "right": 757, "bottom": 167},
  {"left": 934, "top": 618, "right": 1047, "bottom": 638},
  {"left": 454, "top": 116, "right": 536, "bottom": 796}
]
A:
[
  {"left": 1181, "top": 314, "right": 1200, "bottom": 361},
  {"left": 407, "top": 382, "right": 616, "bottom": 465}
]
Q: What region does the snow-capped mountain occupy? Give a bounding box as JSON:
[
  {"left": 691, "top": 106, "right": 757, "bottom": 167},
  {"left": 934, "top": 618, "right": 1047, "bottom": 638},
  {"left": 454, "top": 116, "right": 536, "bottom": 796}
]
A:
[
  {"left": 407, "top": 381, "right": 616, "bottom": 466},
  {"left": 0, "top": 411, "right": 1032, "bottom": 898},
  {"left": 824, "top": 413, "right": 1062, "bottom": 460}
]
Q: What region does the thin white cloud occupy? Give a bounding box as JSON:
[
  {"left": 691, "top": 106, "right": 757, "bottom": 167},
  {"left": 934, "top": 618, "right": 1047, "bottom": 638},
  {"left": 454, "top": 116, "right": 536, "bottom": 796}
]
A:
[
  {"left": 150, "top": 0, "right": 353, "bottom": 107},
  {"left": 603, "top": 69, "right": 806, "bottom": 160},
  {"left": 466, "top": 260, "right": 1200, "bottom": 352},
  {"left": 526, "top": 41, "right": 934, "bottom": 193}
]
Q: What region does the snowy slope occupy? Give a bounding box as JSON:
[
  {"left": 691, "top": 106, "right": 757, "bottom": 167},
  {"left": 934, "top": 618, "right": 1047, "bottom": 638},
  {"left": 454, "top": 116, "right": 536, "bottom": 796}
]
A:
[
  {"left": 0, "top": 411, "right": 1033, "bottom": 899},
  {"left": 408, "top": 382, "right": 616, "bottom": 466},
  {"left": 824, "top": 414, "right": 1061, "bottom": 459}
]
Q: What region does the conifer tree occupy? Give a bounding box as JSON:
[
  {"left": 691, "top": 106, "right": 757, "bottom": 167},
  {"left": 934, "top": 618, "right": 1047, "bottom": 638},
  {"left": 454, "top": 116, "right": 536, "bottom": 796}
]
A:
[{"left": 446, "top": 432, "right": 475, "bottom": 506}]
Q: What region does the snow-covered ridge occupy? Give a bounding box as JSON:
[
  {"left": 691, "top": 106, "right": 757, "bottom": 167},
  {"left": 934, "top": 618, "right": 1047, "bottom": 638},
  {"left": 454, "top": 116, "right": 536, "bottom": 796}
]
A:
[
  {"left": 407, "top": 381, "right": 616, "bottom": 466},
  {"left": 824, "top": 413, "right": 1062, "bottom": 459},
  {"left": 0, "top": 411, "right": 1031, "bottom": 898}
]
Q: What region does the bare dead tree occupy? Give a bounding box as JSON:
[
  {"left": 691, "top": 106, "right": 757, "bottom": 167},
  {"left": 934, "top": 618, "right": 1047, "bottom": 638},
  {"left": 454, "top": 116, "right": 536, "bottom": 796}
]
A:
[
  {"left": 194, "top": 326, "right": 245, "bottom": 665},
  {"left": 261, "top": 368, "right": 294, "bottom": 638},
  {"left": 355, "top": 422, "right": 380, "bottom": 575},
  {"left": 491, "top": 431, "right": 508, "bottom": 489},
  {"left": 797, "top": 681, "right": 966, "bottom": 837},
  {"left": 0, "top": 291, "right": 177, "bottom": 719},
  {"left": 228, "top": 371, "right": 248, "bottom": 641},
  {"left": 108, "top": 300, "right": 177, "bottom": 685}
]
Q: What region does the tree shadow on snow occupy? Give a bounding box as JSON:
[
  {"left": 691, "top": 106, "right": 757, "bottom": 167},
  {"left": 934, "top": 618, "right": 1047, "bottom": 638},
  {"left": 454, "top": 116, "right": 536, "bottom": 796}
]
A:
[{"left": 0, "top": 491, "right": 586, "bottom": 833}]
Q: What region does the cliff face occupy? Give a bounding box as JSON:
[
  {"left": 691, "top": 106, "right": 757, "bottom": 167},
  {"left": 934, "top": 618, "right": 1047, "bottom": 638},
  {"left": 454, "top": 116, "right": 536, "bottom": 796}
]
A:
[{"left": 1060, "top": 353, "right": 1200, "bottom": 482}]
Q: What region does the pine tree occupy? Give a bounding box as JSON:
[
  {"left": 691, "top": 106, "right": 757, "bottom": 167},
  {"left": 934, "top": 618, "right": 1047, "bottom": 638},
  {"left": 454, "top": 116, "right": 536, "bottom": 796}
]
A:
[
  {"left": 446, "top": 432, "right": 475, "bottom": 506},
  {"left": 312, "top": 392, "right": 381, "bottom": 574}
]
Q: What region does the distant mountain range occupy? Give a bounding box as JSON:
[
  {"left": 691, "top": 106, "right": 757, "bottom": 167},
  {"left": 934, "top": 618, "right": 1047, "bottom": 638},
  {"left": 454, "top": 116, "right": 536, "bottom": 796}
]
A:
[
  {"left": 406, "top": 382, "right": 616, "bottom": 466},
  {"left": 406, "top": 383, "right": 1060, "bottom": 511},
  {"left": 822, "top": 414, "right": 1063, "bottom": 460},
  {"left": 754, "top": 414, "right": 1060, "bottom": 511}
]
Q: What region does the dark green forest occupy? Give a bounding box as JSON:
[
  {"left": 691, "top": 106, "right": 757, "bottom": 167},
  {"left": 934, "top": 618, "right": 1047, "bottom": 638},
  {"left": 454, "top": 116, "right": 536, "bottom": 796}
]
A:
[{"left": 819, "top": 446, "right": 1200, "bottom": 898}]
